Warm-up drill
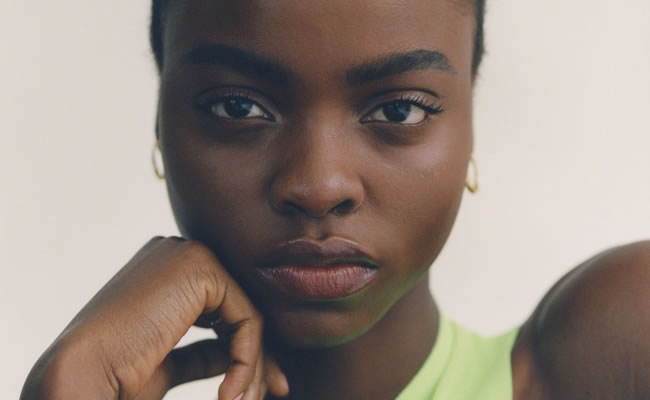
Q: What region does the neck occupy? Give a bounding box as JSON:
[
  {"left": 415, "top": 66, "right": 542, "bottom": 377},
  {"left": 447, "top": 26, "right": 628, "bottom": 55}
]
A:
[{"left": 267, "top": 275, "right": 439, "bottom": 400}]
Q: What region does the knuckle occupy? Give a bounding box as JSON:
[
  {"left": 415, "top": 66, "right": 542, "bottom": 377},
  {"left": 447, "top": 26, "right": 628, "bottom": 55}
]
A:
[
  {"left": 183, "top": 240, "right": 219, "bottom": 269},
  {"left": 148, "top": 235, "right": 182, "bottom": 249},
  {"left": 149, "top": 235, "right": 169, "bottom": 245},
  {"left": 252, "top": 309, "right": 263, "bottom": 324},
  {"left": 156, "top": 235, "right": 185, "bottom": 251},
  {"left": 165, "top": 235, "right": 185, "bottom": 243},
  {"left": 248, "top": 310, "right": 264, "bottom": 331},
  {"left": 171, "top": 241, "right": 218, "bottom": 280},
  {"left": 174, "top": 241, "right": 225, "bottom": 305}
]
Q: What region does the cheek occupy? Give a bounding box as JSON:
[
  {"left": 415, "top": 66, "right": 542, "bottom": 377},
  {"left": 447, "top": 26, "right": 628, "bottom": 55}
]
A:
[
  {"left": 382, "top": 168, "right": 464, "bottom": 274},
  {"left": 405, "top": 177, "right": 464, "bottom": 269},
  {"left": 159, "top": 88, "right": 270, "bottom": 246},
  {"left": 370, "top": 123, "right": 471, "bottom": 276},
  {"left": 161, "top": 129, "right": 264, "bottom": 252}
]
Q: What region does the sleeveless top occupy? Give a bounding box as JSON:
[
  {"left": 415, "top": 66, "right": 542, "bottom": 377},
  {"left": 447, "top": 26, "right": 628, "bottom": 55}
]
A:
[{"left": 395, "top": 313, "right": 521, "bottom": 400}]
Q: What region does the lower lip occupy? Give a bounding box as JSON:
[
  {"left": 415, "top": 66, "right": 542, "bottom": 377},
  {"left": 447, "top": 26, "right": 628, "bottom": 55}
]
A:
[{"left": 259, "top": 265, "right": 377, "bottom": 300}]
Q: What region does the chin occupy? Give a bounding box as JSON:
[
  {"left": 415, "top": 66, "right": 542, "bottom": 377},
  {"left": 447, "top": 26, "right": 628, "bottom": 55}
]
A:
[{"left": 262, "top": 304, "right": 384, "bottom": 348}]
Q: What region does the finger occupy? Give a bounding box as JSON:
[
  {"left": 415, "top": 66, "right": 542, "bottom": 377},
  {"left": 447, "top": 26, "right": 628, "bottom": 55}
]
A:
[
  {"left": 208, "top": 279, "right": 263, "bottom": 400},
  {"left": 194, "top": 308, "right": 224, "bottom": 329},
  {"left": 148, "top": 240, "right": 262, "bottom": 400},
  {"left": 127, "top": 239, "right": 262, "bottom": 400},
  {"left": 242, "top": 351, "right": 265, "bottom": 400},
  {"left": 255, "top": 355, "right": 268, "bottom": 400},
  {"left": 167, "top": 339, "right": 231, "bottom": 388},
  {"left": 195, "top": 311, "right": 235, "bottom": 339},
  {"left": 264, "top": 354, "right": 290, "bottom": 398},
  {"left": 260, "top": 383, "right": 269, "bottom": 400},
  {"left": 134, "top": 339, "right": 230, "bottom": 400}
]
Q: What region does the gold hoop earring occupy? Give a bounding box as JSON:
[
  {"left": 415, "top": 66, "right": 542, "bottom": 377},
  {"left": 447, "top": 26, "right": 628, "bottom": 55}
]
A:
[
  {"left": 152, "top": 139, "right": 165, "bottom": 180},
  {"left": 465, "top": 155, "right": 479, "bottom": 193}
]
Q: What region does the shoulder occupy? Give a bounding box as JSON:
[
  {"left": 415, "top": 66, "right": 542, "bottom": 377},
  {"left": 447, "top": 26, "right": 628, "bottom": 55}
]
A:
[{"left": 513, "top": 240, "right": 650, "bottom": 400}]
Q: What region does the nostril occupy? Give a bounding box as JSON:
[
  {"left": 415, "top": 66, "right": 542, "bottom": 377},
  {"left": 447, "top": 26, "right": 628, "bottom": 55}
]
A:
[
  {"left": 274, "top": 198, "right": 357, "bottom": 218},
  {"left": 332, "top": 199, "right": 357, "bottom": 216},
  {"left": 276, "top": 200, "right": 303, "bottom": 216}
]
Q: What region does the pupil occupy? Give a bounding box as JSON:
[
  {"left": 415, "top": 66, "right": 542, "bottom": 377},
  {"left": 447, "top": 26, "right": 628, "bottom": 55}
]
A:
[
  {"left": 383, "top": 101, "right": 411, "bottom": 122},
  {"left": 224, "top": 97, "right": 253, "bottom": 118}
]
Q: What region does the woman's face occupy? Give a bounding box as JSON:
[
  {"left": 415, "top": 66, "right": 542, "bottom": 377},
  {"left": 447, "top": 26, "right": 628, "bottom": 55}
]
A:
[{"left": 158, "top": 0, "right": 475, "bottom": 347}]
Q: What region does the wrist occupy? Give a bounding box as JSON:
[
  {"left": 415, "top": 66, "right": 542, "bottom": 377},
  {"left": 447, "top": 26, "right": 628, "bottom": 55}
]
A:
[{"left": 21, "top": 333, "right": 117, "bottom": 400}]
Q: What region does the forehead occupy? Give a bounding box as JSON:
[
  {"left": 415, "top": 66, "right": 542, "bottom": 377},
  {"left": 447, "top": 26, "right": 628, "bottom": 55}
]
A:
[{"left": 163, "top": 0, "right": 474, "bottom": 81}]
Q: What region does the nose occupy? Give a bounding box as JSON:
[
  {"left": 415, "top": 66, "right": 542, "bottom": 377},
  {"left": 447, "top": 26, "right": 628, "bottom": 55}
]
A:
[{"left": 269, "top": 125, "right": 365, "bottom": 218}]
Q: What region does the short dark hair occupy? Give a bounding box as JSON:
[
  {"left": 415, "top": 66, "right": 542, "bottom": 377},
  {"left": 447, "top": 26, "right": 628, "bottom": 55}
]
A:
[{"left": 150, "top": 0, "right": 487, "bottom": 78}]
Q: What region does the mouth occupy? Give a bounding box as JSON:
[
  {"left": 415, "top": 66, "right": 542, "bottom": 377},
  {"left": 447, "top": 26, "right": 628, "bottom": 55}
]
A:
[{"left": 257, "top": 237, "right": 379, "bottom": 300}]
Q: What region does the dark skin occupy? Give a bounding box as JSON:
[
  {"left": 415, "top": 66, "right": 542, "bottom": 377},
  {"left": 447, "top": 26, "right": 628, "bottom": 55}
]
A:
[{"left": 21, "top": 1, "right": 650, "bottom": 399}]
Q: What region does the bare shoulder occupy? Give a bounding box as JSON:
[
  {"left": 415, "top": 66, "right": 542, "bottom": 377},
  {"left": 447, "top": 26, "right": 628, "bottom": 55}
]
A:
[{"left": 512, "top": 240, "right": 650, "bottom": 400}]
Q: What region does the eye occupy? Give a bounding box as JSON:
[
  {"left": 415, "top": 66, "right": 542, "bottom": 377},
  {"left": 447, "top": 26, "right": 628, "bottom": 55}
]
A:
[
  {"left": 209, "top": 96, "right": 272, "bottom": 120},
  {"left": 363, "top": 96, "right": 444, "bottom": 125},
  {"left": 370, "top": 101, "right": 425, "bottom": 124}
]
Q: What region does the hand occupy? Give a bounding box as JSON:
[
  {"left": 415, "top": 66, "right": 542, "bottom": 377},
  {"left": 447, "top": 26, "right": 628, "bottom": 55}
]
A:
[{"left": 21, "top": 237, "right": 289, "bottom": 400}]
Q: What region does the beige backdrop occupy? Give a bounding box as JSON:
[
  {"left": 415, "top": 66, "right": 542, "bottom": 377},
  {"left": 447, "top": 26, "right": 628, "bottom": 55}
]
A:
[{"left": 2, "top": 1, "right": 649, "bottom": 398}]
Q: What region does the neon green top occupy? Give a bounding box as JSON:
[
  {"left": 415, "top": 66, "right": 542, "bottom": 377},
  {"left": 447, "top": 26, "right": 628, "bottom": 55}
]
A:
[{"left": 396, "top": 314, "right": 520, "bottom": 400}]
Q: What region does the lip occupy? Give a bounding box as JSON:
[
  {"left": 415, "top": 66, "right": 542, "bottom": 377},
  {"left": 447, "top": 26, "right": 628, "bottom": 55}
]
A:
[{"left": 257, "top": 237, "right": 378, "bottom": 300}]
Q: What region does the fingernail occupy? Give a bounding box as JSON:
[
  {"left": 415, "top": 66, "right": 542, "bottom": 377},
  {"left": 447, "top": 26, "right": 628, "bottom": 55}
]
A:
[{"left": 234, "top": 393, "right": 244, "bottom": 400}]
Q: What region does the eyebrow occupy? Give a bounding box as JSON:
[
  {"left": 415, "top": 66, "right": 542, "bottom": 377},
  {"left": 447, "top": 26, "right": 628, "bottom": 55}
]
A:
[
  {"left": 182, "top": 44, "right": 291, "bottom": 86},
  {"left": 346, "top": 49, "right": 456, "bottom": 86},
  {"left": 182, "top": 44, "right": 454, "bottom": 87}
]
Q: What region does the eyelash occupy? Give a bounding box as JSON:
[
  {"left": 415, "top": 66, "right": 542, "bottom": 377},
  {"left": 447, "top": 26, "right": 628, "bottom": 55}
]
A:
[
  {"left": 375, "top": 94, "right": 444, "bottom": 116},
  {"left": 196, "top": 89, "right": 274, "bottom": 120},
  {"left": 392, "top": 95, "right": 445, "bottom": 115},
  {"left": 195, "top": 89, "right": 444, "bottom": 123}
]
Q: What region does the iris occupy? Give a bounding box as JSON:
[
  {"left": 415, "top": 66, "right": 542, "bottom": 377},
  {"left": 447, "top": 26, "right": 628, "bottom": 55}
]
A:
[
  {"left": 382, "top": 101, "right": 412, "bottom": 123},
  {"left": 223, "top": 97, "right": 254, "bottom": 118}
]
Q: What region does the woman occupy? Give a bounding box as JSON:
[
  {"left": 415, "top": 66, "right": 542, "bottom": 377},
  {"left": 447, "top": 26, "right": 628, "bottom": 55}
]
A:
[{"left": 21, "top": 1, "right": 650, "bottom": 399}]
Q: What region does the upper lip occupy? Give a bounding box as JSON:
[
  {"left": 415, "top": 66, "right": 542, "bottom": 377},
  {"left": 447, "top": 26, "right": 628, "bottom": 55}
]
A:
[{"left": 259, "top": 237, "right": 378, "bottom": 269}]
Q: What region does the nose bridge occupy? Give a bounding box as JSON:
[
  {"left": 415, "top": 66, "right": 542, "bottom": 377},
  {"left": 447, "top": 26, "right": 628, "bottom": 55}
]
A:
[{"left": 269, "top": 116, "right": 364, "bottom": 218}]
